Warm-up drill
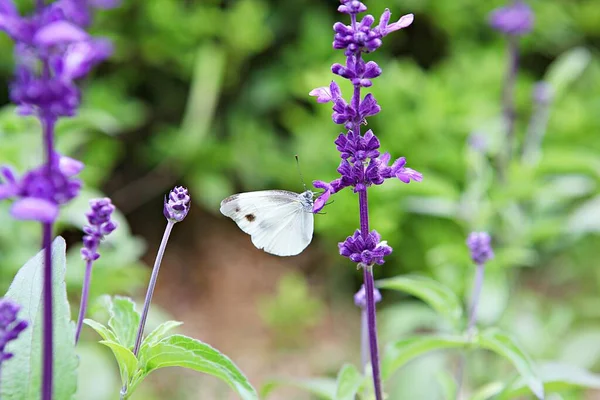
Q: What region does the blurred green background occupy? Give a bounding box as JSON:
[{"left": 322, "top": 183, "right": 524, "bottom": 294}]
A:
[{"left": 1, "top": 0, "right": 600, "bottom": 398}]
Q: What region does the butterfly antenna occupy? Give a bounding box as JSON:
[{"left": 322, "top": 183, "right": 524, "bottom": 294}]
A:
[{"left": 295, "top": 154, "right": 308, "bottom": 192}]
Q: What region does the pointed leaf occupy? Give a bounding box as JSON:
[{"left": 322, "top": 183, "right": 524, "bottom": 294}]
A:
[
  {"left": 377, "top": 275, "right": 463, "bottom": 328},
  {"left": 261, "top": 378, "right": 336, "bottom": 399},
  {"left": 141, "top": 320, "right": 183, "bottom": 351},
  {"left": 141, "top": 334, "right": 258, "bottom": 400},
  {"left": 108, "top": 296, "right": 141, "bottom": 349},
  {"left": 381, "top": 335, "right": 468, "bottom": 380},
  {"left": 501, "top": 362, "right": 600, "bottom": 399},
  {"left": 478, "top": 329, "right": 544, "bottom": 399},
  {"left": 99, "top": 340, "right": 138, "bottom": 386},
  {"left": 0, "top": 237, "right": 78, "bottom": 400},
  {"left": 335, "top": 364, "right": 364, "bottom": 400},
  {"left": 84, "top": 318, "right": 118, "bottom": 342}
]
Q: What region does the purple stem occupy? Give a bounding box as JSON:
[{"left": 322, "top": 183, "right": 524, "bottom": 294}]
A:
[
  {"left": 41, "top": 113, "right": 56, "bottom": 400},
  {"left": 363, "top": 264, "right": 382, "bottom": 400},
  {"left": 74, "top": 259, "right": 93, "bottom": 344},
  {"left": 360, "top": 309, "right": 368, "bottom": 373},
  {"left": 42, "top": 223, "right": 53, "bottom": 400},
  {"left": 348, "top": 19, "right": 382, "bottom": 395},
  {"left": 121, "top": 220, "right": 175, "bottom": 399},
  {"left": 498, "top": 36, "right": 520, "bottom": 182}
]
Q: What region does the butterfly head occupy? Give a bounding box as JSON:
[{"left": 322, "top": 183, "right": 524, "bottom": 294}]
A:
[{"left": 300, "top": 190, "right": 314, "bottom": 211}]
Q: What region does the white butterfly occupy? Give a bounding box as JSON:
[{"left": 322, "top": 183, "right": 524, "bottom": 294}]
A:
[{"left": 220, "top": 190, "right": 315, "bottom": 256}]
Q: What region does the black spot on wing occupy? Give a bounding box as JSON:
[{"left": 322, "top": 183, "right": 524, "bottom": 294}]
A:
[
  {"left": 245, "top": 214, "right": 256, "bottom": 222},
  {"left": 235, "top": 207, "right": 240, "bottom": 212}
]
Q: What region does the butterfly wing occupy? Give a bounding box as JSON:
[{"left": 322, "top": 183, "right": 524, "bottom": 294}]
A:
[{"left": 220, "top": 190, "right": 314, "bottom": 256}]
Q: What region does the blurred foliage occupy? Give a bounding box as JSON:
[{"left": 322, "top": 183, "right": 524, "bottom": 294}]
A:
[
  {"left": 259, "top": 272, "right": 324, "bottom": 347},
  {"left": 0, "top": 0, "right": 599, "bottom": 398}
]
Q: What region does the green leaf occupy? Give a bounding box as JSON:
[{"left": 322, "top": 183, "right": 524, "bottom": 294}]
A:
[
  {"left": 544, "top": 47, "right": 591, "bottom": 99},
  {"left": 376, "top": 275, "right": 464, "bottom": 329},
  {"left": 140, "top": 334, "right": 258, "bottom": 400},
  {"left": 83, "top": 318, "right": 119, "bottom": 342},
  {"left": 261, "top": 378, "right": 336, "bottom": 399},
  {"left": 141, "top": 320, "right": 183, "bottom": 351},
  {"left": 478, "top": 329, "right": 544, "bottom": 399},
  {"left": 0, "top": 237, "right": 78, "bottom": 400},
  {"left": 99, "top": 340, "right": 138, "bottom": 386},
  {"left": 502, "top": 362, "right": 600, "bottom": 399},
  {"left": 108, "top": 296, "right": 141, "bottom": 349},
  {"left": 334, "top": 364, "right": 363, "bottom": 400},
  {"left": 381, "top": 335, "right": 469, "bottom": 381}
]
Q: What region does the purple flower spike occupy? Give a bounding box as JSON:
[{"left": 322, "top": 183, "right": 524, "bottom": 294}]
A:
[
  {"left": 466, "top": 232, "right": 494, "bottom": 265},
  {"left": 81, "top": 198, "right": 117, "bottom": 261},
  {"left": 0, "top": 297, "right": 28, "bottom": 363},
  {"left": 1, "top": 156, "right": 83, "bottom": 223},
  {"left": 354, "top": 284, "right": 382, "bottom": 309},
  {"left": 164, "top": 186, "right": 191, "bottom": 223},
  {"left": 339, "top": 230, "right": 392, "bottom": 266},
  {"left": 489, "top": 1, "right": 534, "bottom": 36}
]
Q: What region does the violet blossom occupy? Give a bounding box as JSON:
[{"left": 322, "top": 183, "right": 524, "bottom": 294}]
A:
[
  {"left": 0, "top": 298, "right": 28, "bottom": 365},
  {"left": 309, "top": 1, "right": 420, "bottom": 398},
  {"left": 0, "top": 1, "right": 119, "bottom": 399},
  {"left": 75, "top": 198, "right": 117, "bottom": 343}
]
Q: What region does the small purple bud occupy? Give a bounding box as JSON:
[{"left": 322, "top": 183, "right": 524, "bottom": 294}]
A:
[
  {"left": 0, "top": 298, "right": 28, "bottom": 364},
  {"left": 533, "top": 81, "right": 553, "bottom": 105},
  {"left": 466, "top": 232, "right": 494, "bottom": 265},
  {"left": 81, "top": 197, "right": 117, "bottom": 261},
  {"left": 354, "top": 285, "right": 382, "bottom": 309},
  {"left": 164, "top": 186, "right": 190, "bottom": 223},
  {"left": 489, "top": 1, "right": 534, "bottom": 36}
]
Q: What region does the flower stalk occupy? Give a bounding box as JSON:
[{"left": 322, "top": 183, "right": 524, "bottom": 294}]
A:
[
  {"left": 310, "top": 1, "right": 421, "bottom": 397},
  {"left": 75, "top": 198, "right": 118, "bottom": 343},
  {"left": 121, "top": 187, "right": 190, "bottom": 399}
]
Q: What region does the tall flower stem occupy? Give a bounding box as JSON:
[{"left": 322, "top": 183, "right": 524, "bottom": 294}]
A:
[
  {"left": 498, "top": 36, "right": 519, "bottom": 182},
  {"left": 41, "top": 223, "right": 53, "bottom": 400},
  {"left": 121, "top": 220, "right": 175, "bottom": 399},
  {"left": 455, "top": 262, "right": 486, "bottom": 399},
  {"left": 363, "top": 264, "right": 382, "bottom": 400},
  {"left": 74, "top": 260, "right": 93, "bottom": 343},
  {"left": 467, "top": 263, "right": 485, "bottom": 335},
  {"left": 41, "top": 113, "right": 56, "bottom": 400},
  {"left": 359, "top": 189, "right": 382, "bottom": 400}
]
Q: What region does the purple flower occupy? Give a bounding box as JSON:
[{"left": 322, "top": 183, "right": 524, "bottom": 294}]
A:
[
  {"left": 339, "top": 230, "right": 392, "bottom": 266},
  {"left": 312, "top": 3, "right": 417, "bottom": 396},
  {"left": 0, "top": 154, "right": 83, "bottom": 223},
  {"left": 466, "top": 232, "right": 494, "bottom": 265},
  {"left": 489, "top": 1, "right": 534, "bottom": 36},
  {"left": 164, "top": 186, "right": 191, "bottom": 223},
  {"left": 0, "top": 0, "right": 114, "bottom": 118},
  {"left": 354, "top": 285, "right": 382, "bottom": 309},
  {"left": 333, "top": 8, "right": 413, "bottom": 55},
  {"left": 81, "top": 198, "right": 117, "bottom": 261},
  {"left": 335, "top": 129, "right": 380, "bottom": 162},
  {"left": 0, "top": 298, "right": 28, "bottom": 363}
]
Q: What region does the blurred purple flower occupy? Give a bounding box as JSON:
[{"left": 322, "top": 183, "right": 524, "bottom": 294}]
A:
[
  {"left": 489, "top": 1, "right": 533, "bottom": 36},
  {"left": 0, "top": 154, "right": 83, "bottom": 223},
  {"left": 467, "top": 232, "right": 494, "bottom": 265},
  {"left": 0, "top": 298, "right": 28, "bottom": 364},
  {"left": 354, "top": 284, "right": 382, "bottom": 309}
]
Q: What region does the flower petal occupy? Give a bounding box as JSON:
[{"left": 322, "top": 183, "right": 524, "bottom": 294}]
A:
[
  {"left": 58, "top": 155, "right": 84, "bottom": 177},
  {"left": 33, "top": 21, "right": 88, "bottom": 47},
  {"left": 11, "top": 198, "right": 59, "bottom": 222}
]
